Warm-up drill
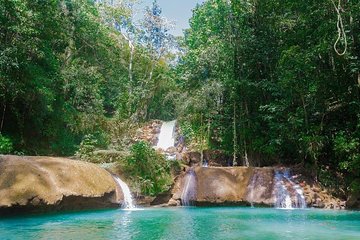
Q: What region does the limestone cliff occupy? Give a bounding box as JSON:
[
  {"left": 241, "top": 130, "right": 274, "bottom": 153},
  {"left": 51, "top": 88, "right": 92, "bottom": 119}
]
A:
[
  {"left": 170, "top": 166, "right": 345, "bottom": 209},
  {"left": 0, "top": 155, "right": 122, "bottom": 215}
]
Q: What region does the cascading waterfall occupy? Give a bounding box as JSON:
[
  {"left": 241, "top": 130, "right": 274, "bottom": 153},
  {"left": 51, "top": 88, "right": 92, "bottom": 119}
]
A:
[
  {"left": 181, "top": 169, "right": 196, "bottom": 206},
  {"left": 273, "top": 169, "right": 306, "bottom": 209},
  {"left": 274, "top": 170, "right": 292, "bottom": 209},
  {"left": 156, "top": 120, "right": 176, "bottom": 150},
  {"left": 283, "top": 170, "right": 307, "bottom": 209},
  {"left": 114, "top": 176, "right": 136, "bottom": 210}
]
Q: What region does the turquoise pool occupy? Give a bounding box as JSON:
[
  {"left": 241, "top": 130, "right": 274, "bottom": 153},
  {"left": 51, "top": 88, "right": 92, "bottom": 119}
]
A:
[{"left": 1, "top": 207, "right": 360, "bottom": 239}]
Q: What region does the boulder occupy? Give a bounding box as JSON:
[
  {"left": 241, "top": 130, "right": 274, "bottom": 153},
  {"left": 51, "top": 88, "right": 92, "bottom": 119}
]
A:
[
  {"left": 186, "top": 152, "right": 201, "bottom": 165},
  {"left": 0, "top": 155, "right": 122, "bottom": 215},
  {"left": 151, "top": 191, "right": 172, "bottom": 206},
  {"left": 313, "top": 198, "right": 325, "bottom": 208},
  {"left": 134, "top": 195, "right": 155, "bottom": 207},
  {"left": 168, "top": 198, "right": 180, "bottom": 206}
]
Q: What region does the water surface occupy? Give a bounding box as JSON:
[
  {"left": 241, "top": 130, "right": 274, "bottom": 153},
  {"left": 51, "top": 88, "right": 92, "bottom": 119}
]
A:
[{"left": 1, "top": 207, "right": 359, "bottom": 240}]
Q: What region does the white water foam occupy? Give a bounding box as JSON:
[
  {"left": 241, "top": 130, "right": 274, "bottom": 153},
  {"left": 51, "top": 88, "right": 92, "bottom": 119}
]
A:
[
  {"left": 114, "top": 176, "right": 136, "bottom": 210},
  {"left": 181, "top": 169, "right": 196, "bottom": 206},
  {"left": 247, "top": 171, "right": 260, "bottom": 207},
  {"left": 274, "top": 169, "right": 306, "bottom": 209},
  {"left": 156, "top": 120, "right": 176, "bottom": 150}
]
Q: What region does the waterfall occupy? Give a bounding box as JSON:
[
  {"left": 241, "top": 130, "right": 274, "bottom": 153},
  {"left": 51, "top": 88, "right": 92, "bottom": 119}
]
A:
[
  {"left": 181, "top": 169, "right": 196, "bottom": 206},
  {"left": 114, "top": 176, "right": 136, "bottom": 210},
  {"left": 274, "top": 169, "right": 293, "bottom": 209},
  {"left": 247, "top": 170, "right": 260, "bottom": 207},
  {"left": 202, "top": 160, "right": 208, "bottom": 167},
  {"left": 273, "top": 169, "right": 306, "bottom": 209},
  {"left": 283, "top": 170, "right": 307, "bottom": 209},
  {"left": 156, "top": 120, "right": 176, "bottom": 150}
]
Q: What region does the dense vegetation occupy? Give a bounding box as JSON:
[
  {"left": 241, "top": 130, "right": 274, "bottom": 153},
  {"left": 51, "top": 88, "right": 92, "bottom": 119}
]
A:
[
  {"left": 0, "top": 0, "right": 175, "bottom": 155},
  {"left": 175, "top": 0, "right": 360, "bottom": 197},
  {"left": 1, "top": 0, "right": 359, "bottom": 198},
  {"left": 125, "top": 141, "right": 176, "bottom": 196}
]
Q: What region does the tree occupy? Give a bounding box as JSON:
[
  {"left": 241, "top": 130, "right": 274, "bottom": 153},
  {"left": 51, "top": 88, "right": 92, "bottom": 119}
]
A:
[
  {"left": 135, "top": 0, "right": 174, "bottom": 120},
  {"left": 174, "top": 0, "right": 360, "bottom": 195}
]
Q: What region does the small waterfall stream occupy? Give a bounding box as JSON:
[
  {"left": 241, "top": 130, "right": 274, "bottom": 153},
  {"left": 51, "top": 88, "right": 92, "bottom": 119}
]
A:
[
  {"left": 156, "top": 120, "right": 176, "bottom": 150},
  {"left": 273, "top": 169, "right": 306, "bottom": 209},
  {"left": 114, "top": 176, "right": 136, "bottom": 210},
  {"left": 247, "top": 170, "right": 261, "bottom": 207},
  {"left": 181, "top": 169, "right": 196, "bottom": 206}
]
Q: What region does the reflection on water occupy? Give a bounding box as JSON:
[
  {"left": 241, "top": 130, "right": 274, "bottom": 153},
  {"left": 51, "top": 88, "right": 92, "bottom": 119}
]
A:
[{"left": 0, "top": 208, "right": 360, "bottom": 240}]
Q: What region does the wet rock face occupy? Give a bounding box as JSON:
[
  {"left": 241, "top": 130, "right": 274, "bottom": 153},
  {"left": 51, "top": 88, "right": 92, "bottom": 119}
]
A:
[
  {"left": 246, "top": 168, "right": 275, "bottom": 206},
  {"left": 0, "top": 155, "right": 122, "bottom": 215},
  {"left": 171, "top": 167, "right": 274, "bottom": 206},
  {"left": 170, "top": 167, "right": 346, "bottom": 209},
  {"left": 195, "top": 167, "right": 252, "bottom": 205}
]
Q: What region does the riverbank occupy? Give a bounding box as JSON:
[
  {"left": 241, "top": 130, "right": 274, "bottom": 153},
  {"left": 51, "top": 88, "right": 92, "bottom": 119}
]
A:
[{"left": 0, "top": 154, "right": 355, "bottom": 217}]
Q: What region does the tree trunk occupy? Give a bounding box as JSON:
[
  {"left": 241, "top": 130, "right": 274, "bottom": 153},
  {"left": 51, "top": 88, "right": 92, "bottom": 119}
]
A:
[
  {"left": 126, "top": 38, "right": 135, "bottom": 117},
  {"left": 243, "top": 140, "right": 250, "bottom": 167},
  {"left": 129, "top": 45, "right": 134, "bottom": 86},
  {"left": 142, "top": 62, "right": 155, "bottom": 120},
  {"left": 233, "top": 102, "right": 237, "bottom": 166},
  {"left": 0, "top": 102, "right": 6, "bottom": 134},
  {"left": 61, "top": 1, "right": 75, "bottom": 96},
  {"left": 301, "top": 94, "right": 309, "bottom": 131},
  {"left": 207, "top": 119, "right": 211, "bottom": 147},
  {"left": 200, "top": 114, "right": 204, "bottom": 166}
]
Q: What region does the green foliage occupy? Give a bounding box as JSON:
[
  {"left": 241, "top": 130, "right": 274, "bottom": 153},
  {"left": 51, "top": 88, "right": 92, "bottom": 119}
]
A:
[
  {"left": 179, "top": 121, "right": 195, "bottom": 144},
  {"left": 334, "top": 132, "right": 360, "bottom": 172},
  {"left": 0, "top": 135, "right": 13, "bottom": 154},
  {"left": 175, "top": 0, "right": 360, "bottom": 192},
  {"left": 75, "top": 132, "right": 109, "bottom": 162},
  {"left": 0, "top": 0, "right": 175, "bottom": 155},
  {"left": 333, "top": 131, "right": 360, "bottom": 194},
  {"left": 318, "top": 166, "right": 344, "bottom": 197},
  {"left": 125, "top": 141, "right": 173, "bottom": 196},
  {"left": 76, "top": 134, "right": 98, "bottom": 161}
]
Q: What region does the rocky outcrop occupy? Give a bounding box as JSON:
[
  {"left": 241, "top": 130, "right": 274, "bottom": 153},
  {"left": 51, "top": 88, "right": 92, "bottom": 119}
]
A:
[
  {"left": 0, "top": 155, "right": 123, "bottom": 215},
  {"left": 301, "top": 184, "right": 346, "bottom": 209},
  {"left": 134, "top": 120, "right": 162, "bottom": 146},
  {"left": 170, "top": 166, "right": 345, "bottom": 209}
]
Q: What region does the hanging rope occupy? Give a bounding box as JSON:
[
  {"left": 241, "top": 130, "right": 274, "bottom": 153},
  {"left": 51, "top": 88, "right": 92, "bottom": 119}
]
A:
[{"left": 331, "top": 0, "right": 347, "bottom": 56}]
